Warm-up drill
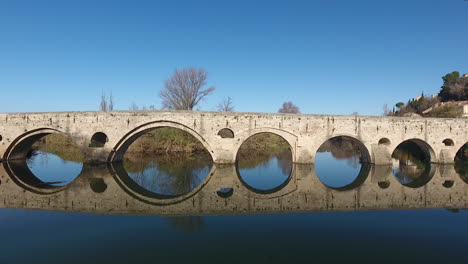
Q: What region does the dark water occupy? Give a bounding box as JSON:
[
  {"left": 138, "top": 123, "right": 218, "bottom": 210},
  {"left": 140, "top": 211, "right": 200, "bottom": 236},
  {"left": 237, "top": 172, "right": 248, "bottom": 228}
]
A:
[
  {"left": 2, "top": 209, "right": 468, "bottom": 263},
  {"left": 2, "top": 146, "right": 468, "bottom": 263}
]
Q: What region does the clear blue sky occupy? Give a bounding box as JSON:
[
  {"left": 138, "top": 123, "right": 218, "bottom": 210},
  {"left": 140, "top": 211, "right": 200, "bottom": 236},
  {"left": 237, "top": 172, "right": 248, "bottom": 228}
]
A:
[{"left": 0, "top": 0, "right": 467, "bottom": 115}]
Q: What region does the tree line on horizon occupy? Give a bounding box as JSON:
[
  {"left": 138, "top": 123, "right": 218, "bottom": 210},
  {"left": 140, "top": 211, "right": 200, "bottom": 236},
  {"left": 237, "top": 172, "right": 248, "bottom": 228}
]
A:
[{"left": 100, "top": 66, "right": 300, "bottom": 114}]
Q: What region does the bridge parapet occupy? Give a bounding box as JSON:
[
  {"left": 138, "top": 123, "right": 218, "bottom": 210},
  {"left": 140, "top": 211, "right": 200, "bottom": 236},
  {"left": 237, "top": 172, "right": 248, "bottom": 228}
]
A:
[{"left": 0, "top": 111, "right": 466, "bottom": 164}]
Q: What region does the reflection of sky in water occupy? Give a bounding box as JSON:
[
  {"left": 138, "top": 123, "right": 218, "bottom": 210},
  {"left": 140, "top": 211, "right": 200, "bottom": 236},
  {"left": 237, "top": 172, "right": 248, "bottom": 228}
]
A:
[
  {"left": 127, "top": 163, "right": 211, "bottom": 196},
  {"left": 238, "top": 156, "right": 291, "bottom": 191},
  {"left": 26, "top": 151, "right": 83, "bottom": 186},
  {"left": 315, "top": 152, "right": 361, "bottom": 188}
]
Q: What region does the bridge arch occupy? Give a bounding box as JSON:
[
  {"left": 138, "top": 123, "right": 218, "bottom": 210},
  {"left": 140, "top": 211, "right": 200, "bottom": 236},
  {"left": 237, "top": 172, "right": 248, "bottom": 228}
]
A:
[
  {"left": 233, "top": 127, "right": 298, "bottom": 163},
  {"left": 2, "top": 128, "right": 84, "bottom": 194},
  {"left": 316, "top": 135, "right": 372, "bottom": 164},
  {"left": 455, "top": 142, "right": 467, "bottom": 162},
  {"left": 390, "top": 138, "right": 437, "bottom": 163},
  {"left": 108, "top": 120, "right": 215, "bottom": 162},
  {"left": 3, "top": 128, "right": 80, "bottom": 161}
]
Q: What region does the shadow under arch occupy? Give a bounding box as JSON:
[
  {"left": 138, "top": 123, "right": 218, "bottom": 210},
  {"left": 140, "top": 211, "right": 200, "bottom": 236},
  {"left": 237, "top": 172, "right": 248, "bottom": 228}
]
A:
[
  {"left": 109, "top": 162, "right": 216, "bottom": 206},
  {"left": 455, "top": 142, "right": 467, "bottom": 161},
  {"left": 391, "top": 138, "right": 437, "bottom": 163},
  {"left": 108, "top": 120, "right": 215, "bottom": 163},
  {"left": 3, "top": 128, "right": 79, "bottom": 161},
  {"left": 393, "top": 164, "right": 436, "bottom": 188},
  {"left": 391, "top": 139, "right": 436, "bottom": 188},
  {"left": 454, "top": 142, "right": 468, "bottom": 183}
]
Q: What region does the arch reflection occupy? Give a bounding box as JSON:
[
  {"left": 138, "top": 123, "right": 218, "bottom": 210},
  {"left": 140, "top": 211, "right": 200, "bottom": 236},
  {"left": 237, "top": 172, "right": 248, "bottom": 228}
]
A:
[
  {"left": 314, "top": 136, "right": 371, "bottom": 190},
  {"left": 3, "top": 158, "right": 83, "bottom": 194},
  {"left": 2, "top": 133, "right": 84, "bottom": 194},
  {"left": 236, "top": 133, "right": 293, "bottom": 194},
  {"left": 392, "top": 139, "right": 435, "bottom": 188},
  {"left": 111, "top": 155, "right": 214, "bottom": 205}
]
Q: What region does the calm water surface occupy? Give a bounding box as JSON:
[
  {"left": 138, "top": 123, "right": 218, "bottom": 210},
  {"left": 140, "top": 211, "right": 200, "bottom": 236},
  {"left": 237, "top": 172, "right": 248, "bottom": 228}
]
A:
[
  {"left": 2, "top": 146, "right": 468, "bottom": 263},
  {"left": 26, "top": 151, "right": 83, "bottom": 186}
]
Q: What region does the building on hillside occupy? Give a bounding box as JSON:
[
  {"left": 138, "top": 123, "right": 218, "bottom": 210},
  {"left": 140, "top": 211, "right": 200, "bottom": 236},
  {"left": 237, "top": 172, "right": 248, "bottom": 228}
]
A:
[
  {"left": 422, "top": 101, "right": 468, "bottom": 117},
  {"left": 463, "top": 73, "right": 468, "bottom": 78}
]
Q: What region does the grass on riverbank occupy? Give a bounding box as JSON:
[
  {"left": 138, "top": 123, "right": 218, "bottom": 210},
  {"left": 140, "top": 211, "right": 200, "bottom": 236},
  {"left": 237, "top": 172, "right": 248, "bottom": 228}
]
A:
[{"left": 32, "top": 134, "right": 84, "bottom": 163}]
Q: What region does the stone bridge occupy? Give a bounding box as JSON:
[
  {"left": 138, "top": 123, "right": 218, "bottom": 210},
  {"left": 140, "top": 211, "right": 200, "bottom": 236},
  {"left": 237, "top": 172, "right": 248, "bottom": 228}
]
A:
[{"left": 0, "top": 111, "right": 467, "bottom": 164}]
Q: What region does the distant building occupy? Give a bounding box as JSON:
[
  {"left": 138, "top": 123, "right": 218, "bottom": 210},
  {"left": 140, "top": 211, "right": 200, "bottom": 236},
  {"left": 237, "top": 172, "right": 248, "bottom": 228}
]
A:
[{"left": 463, "top": 73, "right": 468, "bottom": 78}]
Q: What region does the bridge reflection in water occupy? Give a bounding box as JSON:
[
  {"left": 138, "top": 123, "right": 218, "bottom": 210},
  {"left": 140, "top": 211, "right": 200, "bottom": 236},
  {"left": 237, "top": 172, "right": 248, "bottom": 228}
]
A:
[{"left": 1, "top": 156, "right": 468, "bottom": 216}]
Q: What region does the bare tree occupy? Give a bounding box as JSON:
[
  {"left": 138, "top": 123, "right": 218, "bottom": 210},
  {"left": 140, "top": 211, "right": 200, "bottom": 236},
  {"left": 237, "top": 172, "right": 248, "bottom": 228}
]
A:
[
  {"left": 160, "top": 67, "right": 215, "bottom": 110},
  {"left": 100, "top": 90, "right": 114, "bottom": 111},
  {"left": 108, "top": 91, "right": 114, "bottom": 111},
  {"left": 217, "top": 96, "right": 234, "bottom": 112},
  {"left": 278, "top": 101, "right": 300, "bottom": 114},
  {"left": 129, "top": 102, "right": 139, "bottom": 111},
  {"left": 382, "top": 103, "right": 390, "bottom": 116},
  {"left": 100, "top": 91, "right": 108, "bottom": 112}
]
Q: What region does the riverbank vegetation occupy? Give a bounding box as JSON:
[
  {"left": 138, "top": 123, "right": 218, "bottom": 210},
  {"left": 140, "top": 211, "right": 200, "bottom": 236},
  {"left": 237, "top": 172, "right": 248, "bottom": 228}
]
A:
[
  {"left": 31, "top": 134, "right": 84, "bottom": 163},
  {"left": 236, "top": 133, "right": 291, "bottom": 169}
]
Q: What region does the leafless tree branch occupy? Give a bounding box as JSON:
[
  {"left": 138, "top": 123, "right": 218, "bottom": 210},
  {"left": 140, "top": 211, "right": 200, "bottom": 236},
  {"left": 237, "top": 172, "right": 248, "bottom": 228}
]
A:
[
  {"left": 160, "top": 67, "right": 215, "bottom": 110},
  {"left": 217, "top": 96, "right": 234, "bottom": 112}
]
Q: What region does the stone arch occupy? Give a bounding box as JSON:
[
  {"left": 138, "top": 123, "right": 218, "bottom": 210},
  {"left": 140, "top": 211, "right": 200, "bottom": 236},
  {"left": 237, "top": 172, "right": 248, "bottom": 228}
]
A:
[
  {"left": 391, "top": 138, "right": 437, "bottom": 163},
  {"left": 3, "top": 128, "right": 80, "bottom": 161},
  {"left": 378, "top": 138, "right": 391, "bottom": 145},
  {"left": 108, "top": 120, "right": 215, "bottom": 163},
  {"left": 316, "top": 135, "right": 372, "bottom": 164},
  {"left": 455, "top": 142, "right": 468, "bottom": 162},
  {"left": 2, "top": 128, "right": 84, "bottom": 194},
  {"left": 234, "top": 127, "right": 298, "bottom": 163},
  {"left": 217, "top": 128, "right": 234, "bottom": 138},
  {"left": 89, "top": 132, "right": 108, "bottom": 148},
  {"left": 443, "top": 138, "right": 455, "bottom": 147}
]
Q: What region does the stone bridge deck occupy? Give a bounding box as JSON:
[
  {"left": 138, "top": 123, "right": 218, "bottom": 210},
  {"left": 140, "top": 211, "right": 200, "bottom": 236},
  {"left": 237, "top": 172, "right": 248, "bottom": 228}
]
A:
[{"left": 0, "top": 111, "right": 467, "bottom": 164}]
